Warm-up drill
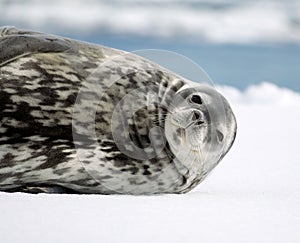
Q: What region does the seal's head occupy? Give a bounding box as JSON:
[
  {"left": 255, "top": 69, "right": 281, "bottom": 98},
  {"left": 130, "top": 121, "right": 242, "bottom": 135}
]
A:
[{"left": 165, "top": 84, "right": 237, "bottom": 176}]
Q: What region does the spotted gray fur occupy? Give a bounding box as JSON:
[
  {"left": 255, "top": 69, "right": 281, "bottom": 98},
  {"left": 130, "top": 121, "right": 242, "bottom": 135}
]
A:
[{"left": 0, "top": 27, "right": 237, "bottom": 194}]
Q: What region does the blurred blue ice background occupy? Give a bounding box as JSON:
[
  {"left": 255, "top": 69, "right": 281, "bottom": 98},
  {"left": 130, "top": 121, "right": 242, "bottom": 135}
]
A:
[{"left": 0, "top": 0, "right": 299, "bottom": 91}]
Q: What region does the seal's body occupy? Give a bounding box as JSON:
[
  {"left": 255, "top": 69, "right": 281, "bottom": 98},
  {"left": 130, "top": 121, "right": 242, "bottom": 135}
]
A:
[{"left": 0, "top": 27, "right": 237, "bottom": 194}]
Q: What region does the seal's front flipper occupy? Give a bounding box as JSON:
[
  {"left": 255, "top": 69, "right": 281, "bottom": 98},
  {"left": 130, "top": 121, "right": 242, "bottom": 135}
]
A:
[
  {"left": 0, "top": 26, "right": 71, "bottom": 67},
  {"left": 10, "top": 185, "right": 77, "bottom": 194}
]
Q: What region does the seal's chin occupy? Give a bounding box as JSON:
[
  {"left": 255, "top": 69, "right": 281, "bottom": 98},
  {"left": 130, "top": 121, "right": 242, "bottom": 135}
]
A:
[
  {"left": 169, "top": 115, "right": 207, "bottom": 145},
  {"left": 167, "top": 120, "right": 205, "bottom": 153},
  {"left": 165, "top": 121, "right": 206, "bottom": 176}
]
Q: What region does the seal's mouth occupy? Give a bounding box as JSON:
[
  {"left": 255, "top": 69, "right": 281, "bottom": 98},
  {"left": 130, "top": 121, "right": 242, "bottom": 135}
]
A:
[
  {"left": 173, "top": 119, "right": 205, "bottom": 130},
  {"left": 186, "top": 120, "right": 205, "bottom": 129},
  {"left": 169, "top": 108, "right": 205, "bottom": 131}
]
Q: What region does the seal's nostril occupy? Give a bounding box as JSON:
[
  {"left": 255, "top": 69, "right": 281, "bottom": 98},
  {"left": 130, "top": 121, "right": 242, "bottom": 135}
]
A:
[
  {"left": 195, "top": 121, "right": 204, "bottom": 126},
  {"left": 192, "top": 111, "right": 200, "bottom": 120}
]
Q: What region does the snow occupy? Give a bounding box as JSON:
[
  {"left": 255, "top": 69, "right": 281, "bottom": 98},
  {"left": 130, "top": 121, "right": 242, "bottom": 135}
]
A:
[
  {"left": 0, "top": 82, "right": 299, "bottom": 243},
  {"left": 1, "top": 0, "right": 300, "bottom": 44}
]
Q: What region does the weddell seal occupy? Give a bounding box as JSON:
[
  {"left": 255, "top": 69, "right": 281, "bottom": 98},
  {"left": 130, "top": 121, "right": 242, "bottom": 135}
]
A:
[{"left": 0, "top": 27, "right": 237, "bottom": 194}]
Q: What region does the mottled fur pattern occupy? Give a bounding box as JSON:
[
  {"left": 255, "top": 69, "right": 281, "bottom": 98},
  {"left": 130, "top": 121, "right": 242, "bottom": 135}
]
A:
[{"left": 0, "top": 27, "right": 237, "bottom": 194}]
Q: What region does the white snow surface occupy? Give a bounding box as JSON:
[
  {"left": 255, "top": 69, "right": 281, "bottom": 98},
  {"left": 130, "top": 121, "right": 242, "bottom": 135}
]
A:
[
  {"left": 0, "top": 82, "right": 299, "bottom": 243},
  {"left": 1, "top": 0, "right": 300, "bottom": 44}
]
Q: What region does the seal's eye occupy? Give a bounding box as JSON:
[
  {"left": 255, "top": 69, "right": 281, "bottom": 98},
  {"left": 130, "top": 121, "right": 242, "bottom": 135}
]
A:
[
  {"left": 217, "top": 130, "right": 224, "bottom": 143},
  {"left": 190, "top": 95, "right": 202, "bottom": 104}
]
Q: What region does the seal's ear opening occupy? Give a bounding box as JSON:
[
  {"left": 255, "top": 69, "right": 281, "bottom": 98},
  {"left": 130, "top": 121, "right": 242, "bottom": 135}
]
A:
[
  {"left": 217, "top": 129, "right": 224, "bottom": 143},
  {"left": 216, "top": 94, "right": 237, "bottom": 162}
]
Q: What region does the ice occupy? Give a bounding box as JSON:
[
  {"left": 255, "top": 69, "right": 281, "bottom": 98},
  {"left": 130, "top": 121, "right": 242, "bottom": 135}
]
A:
[
  {"left": 0, "top": 82, "right": 299, "bottom": 243},
  {"left": 0, "top": 0, "right": 300, "bottom": 44}
]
